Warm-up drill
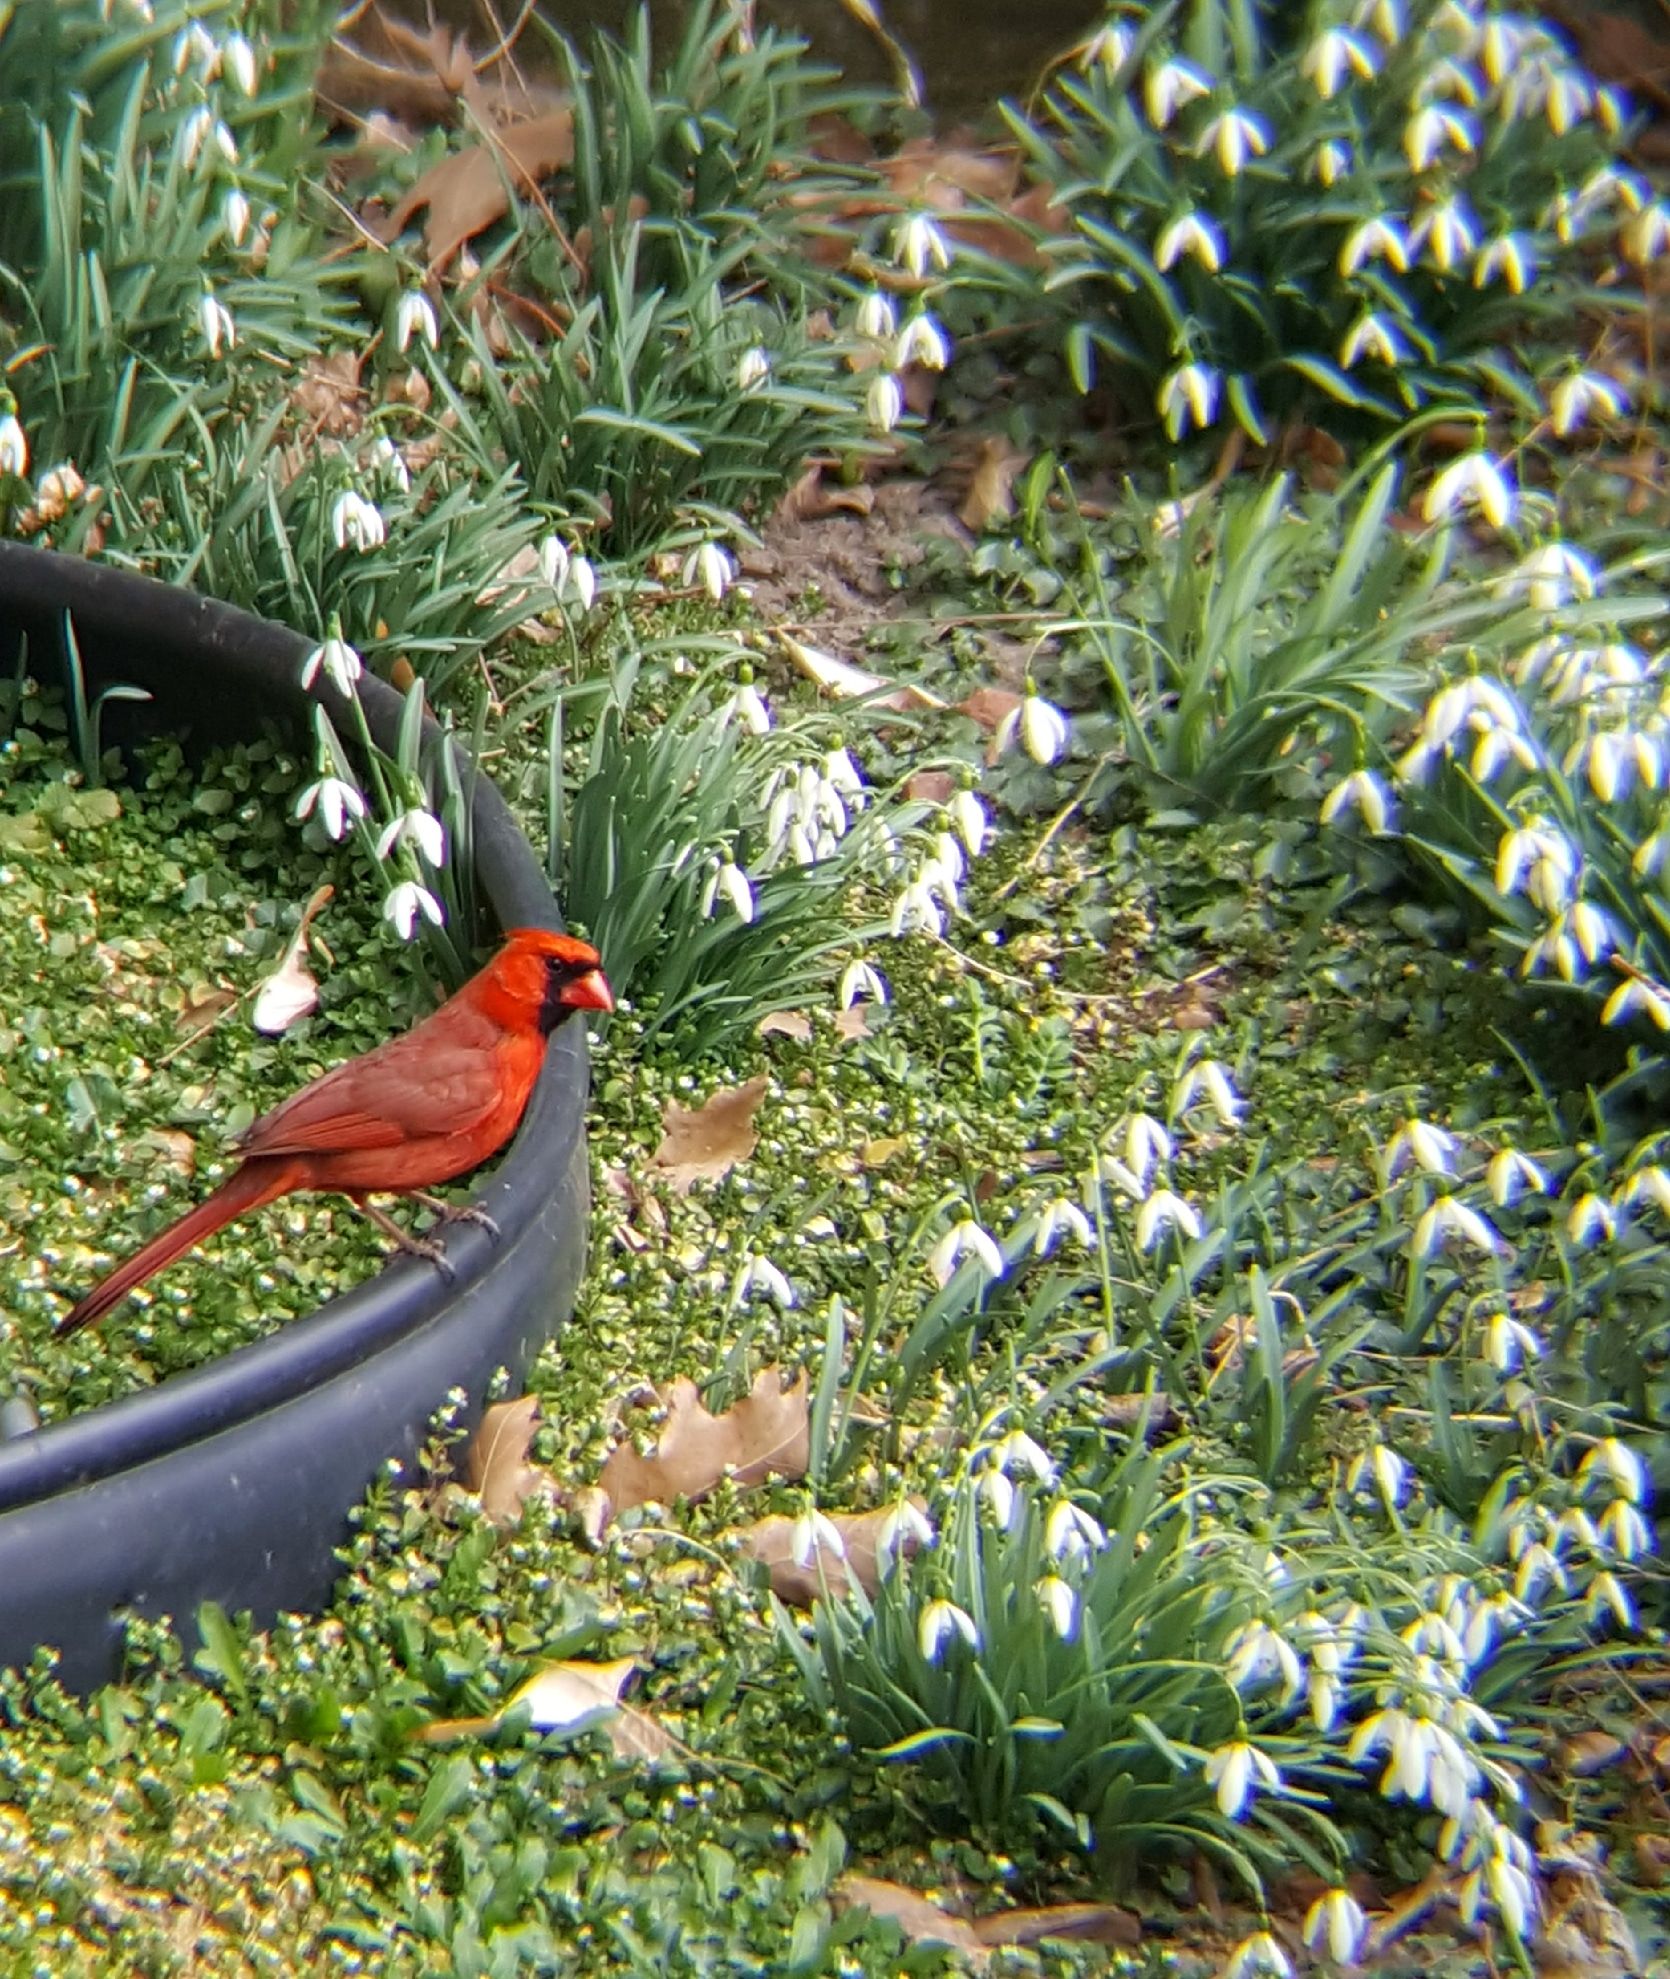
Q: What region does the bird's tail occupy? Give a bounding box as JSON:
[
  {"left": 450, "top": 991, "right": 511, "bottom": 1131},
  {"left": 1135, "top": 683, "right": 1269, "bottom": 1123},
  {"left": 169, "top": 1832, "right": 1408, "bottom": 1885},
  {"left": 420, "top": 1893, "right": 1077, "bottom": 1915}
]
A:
[{"left": 56, "top": 1158, "right": 303, "bottom": 1338}]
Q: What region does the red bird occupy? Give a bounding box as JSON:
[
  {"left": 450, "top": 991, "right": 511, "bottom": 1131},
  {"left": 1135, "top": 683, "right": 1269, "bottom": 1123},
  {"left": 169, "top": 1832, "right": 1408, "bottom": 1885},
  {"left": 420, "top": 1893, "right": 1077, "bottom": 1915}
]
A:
[{"left": 58, "top": 927, "right": 613, "bottom": 1337}]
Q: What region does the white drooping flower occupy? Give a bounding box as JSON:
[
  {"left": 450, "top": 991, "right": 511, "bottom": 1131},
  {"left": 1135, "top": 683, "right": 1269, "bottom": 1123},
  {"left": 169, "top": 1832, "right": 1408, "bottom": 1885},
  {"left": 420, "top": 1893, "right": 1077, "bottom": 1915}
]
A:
[
  {"left": 701, "top": 855, "right": 755, "bottom": 925},
  {"left": 374, "top": 807, "right": 446, "bottom": 867},
  {"left": 1320, "top": 766, "right": 1392, "bottom": 832},
  {"left": 855, "top": 291, "right": 897, "bottom": 341},
  {"left": 1549, "top": 373, "right": 1627, "bottom": 437},
  {"left": 198, "top": 290, "right": 236, "bottom": 360},
  {"left": 997, "top": 690, "right": 1070, "bottom": 765},
  {"left": 866, "top": 371, "right": 905, "bottom": 433},
  {"left": 1143, "top": 57, "right": 1212, "bottom": 127},
  {"left": 927, "top": 1218, "right": 1004, "bottom": 1286},
  {"left": 1302, "top": 26, "right": 1378, "bottom": 97},
  {"left": 917, "top": 1600, "right": 979, "bottom": 1661},
  {"left": 395, "top": 290, "right": 439, "bottom": 354},
  {"left": 0, "top": 410, "right": 28, "bottom": 479},
  {"left": 1197, "top": 108, "right": 1271, "bottom": 175},
  {"left": 330, "top": 489, "right": 386, "bottom": 553},
  {"left": 892, "top": 212, "right": 951, "bottom": 278},
  {"left": 1339, "top": 215, "right": 1409, "bottom": 275},
  {"left": 1473, "top": 232, "right": 1533, "bottom": 294},
  {"left": 293, "top": 775, "right": 366, "bottom": 842},
  {"left": 731, "top": 1254, "right": 796, "bottom": 1310},
  {"left": 1157, "top": 361, "right": 1219, "bottom": 439},
  {"left": 1204, "top": 1739, "right": 1282, "bottom": 1820},
  {"left": 790, "top": 1507, "right": 847, "bottom": 1569},
  {"left": 1303, "top": 1889, "right": 1368, "bottom": 1965},
  {"left": 1134, "top": 1188, "right": 1202, "bottom": 1249},
  {"left": 894, "top": 313, "right": 951, "bottom": 371},
  {"left": 383, "top": 880, "right": 444, "bottom": 940},
  {"left": 1172, "top": 1058, "right": 1242, "bottom": 1127},
  {"left": 682, "top": 541, "right": 738, "bottom": 602},
  {"left": 735, "top": 345, "right": 771, "bottom": 392},
  {"left": 299, "top": 629, "right": 363, "bottom": 696},
  {"left": 1423, "top": 452, "right": 1515, "bottom": 530},
  {"left": 1155, "top": 211, "right": 1226, "bottom": 272}
]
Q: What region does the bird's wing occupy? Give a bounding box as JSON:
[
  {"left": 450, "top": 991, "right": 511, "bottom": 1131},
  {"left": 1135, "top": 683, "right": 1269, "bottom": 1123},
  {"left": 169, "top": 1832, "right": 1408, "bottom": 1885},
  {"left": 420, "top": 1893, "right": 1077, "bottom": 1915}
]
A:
[{"left": 236, "top": 1009, "right": 508, "bottom": 1159}]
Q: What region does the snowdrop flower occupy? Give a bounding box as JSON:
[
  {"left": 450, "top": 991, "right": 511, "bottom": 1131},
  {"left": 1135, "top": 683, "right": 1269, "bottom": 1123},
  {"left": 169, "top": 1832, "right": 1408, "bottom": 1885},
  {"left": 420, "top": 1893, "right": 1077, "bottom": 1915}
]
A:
[
  {"left": 1197, "top": 108, "right": 1270, "bottom": 176},
  {"left": 1223, "top": 1929, "right": 1292, "bottom": 1979},
  {"left": 1413, "top": 1194, "right": 1501, "bottom": 1259},
  {"left": 918, "top": 1600, "right": 979, "bottom": 1661},
  {"left": 223, "top": 31, "right": 258, "bottom": 96},
  {"left": 1494, "top": 821, "right": 1575, "bottom": 908},
  {"left": 730, "top": 1253, "right": 796, "bottom": 1309},
  {"left": 1135, "top": 1189, "right": 1201, "bottom": 1249},
  {"left": 1321, "top": 765, "right": 1392, "bottom": 832},
  {"left": 178, "top": 105, "right": 238, "bottom": 170},
  {"left": 895, "top": 313, "right": 950, "bottom": 371},
  {"left": 725, "top": 673, "right": 772, "bottom": 736},
  {"left": 1157, "top": 361, "right": 1219, "bottom": 440},
  {"left": 1205, "top": 1740, "right": 1283, "bottom": 1820},
  {"left": 1226, "top": 1619, "right": 1304, "bottom": 1703},
  {"left": 375, "top": 806, "right": 445, "bottom": 866},
  {"left": 1032, "top": 1196, "right": 1093, "bottom": 1255},
  {"left": 1143, "top": 57, "right": 1212, "bottom": 127},
  {"left": 1486, "top": 1147, "right": 1548, "bottom": 1207},
  {"left": 222, "top": 186, "right": 251, "bottom": 246},
  {"left": 1622, "top": 202, "right": 1670, "bottom": 265},
  {"left": 838, "top": 958, "right": 889, "bottom": 1008},
  {"left": 893, "top": 212, "right": 951, "bottom": 278},
  {"left": 1339, "top": 313, "right": 1404, "bottom": 369},
  {"left": 1544, "top": 66, "right": 1593, "bottom": 134},
  {"left": 1550, "top": 373, "right": 1626, "bottom": 437},
  {"left": 174, "top": 20, "right": 217, "bottom": 74},
  {"left": 1520, "top": 900, "right": 1612, "bottom": 981},
  {"left": 1339, "top": 215, "right": 1409, "bottom": 275},
  {"left": 1603, "top": 975, "right": 1670, "bottom": 1031},
  {"left": 1423, "top": 453, "right": 1515, "bottom": 530},
  {"left": 369, "top": 434, "right": 411, "bottom": 495},
  {"left": 890, "top": 872, "right": 944, "bottom": 938},
  {"left": 1172, "top": 1058, "right": 1241, "bottom": 1127},
  {"left": 948, "top": 788, "right": 989, "bottom": 857},
  {"left": 1386, "top": 1117, "right": 1457, "bottom": 1178},
  {"left": 1348, "top": 1443, "right": 1410, "bottom": 1508},
  {"left": 1580, "top": 1437, "right": 1647, "bottom": 1505},
  {"left": 1567, "top": 1192, "right": 1617, "bottom": 1246},
  {"left": 198, "top": 290, "right": 236, "bottom": 359},
  {"left": 1512, "top": 543, "right": 1597, "bottom": 612},
  {"left": 0, "top": 409, "right": 27, "bottom": 479},
  {"left": 735, "top": 345, "right": 771, "bottom": 392},
  {"left": 383, "top": 881, "right": 444, "bottom": 940},
  {"left": 537, "top": 535, "right": 595, "bottom": 614},
  {"left": 866, "top": 372, "right": 905, "bottom": 433},
  {"left": 395, "top": 290, "right": 439, "bottom": 354},
  {"left": 1473, "top": 233, "right": 1533, "bottom": 294},
  {"left": 300, "top": 628, "right": 363, "bottom": 696},
  {"left": 991, "top": 1430, "right": 1056, "bottom": 1483},
  {"left": 1405, "top": 105, "right": 1474, "bottom": 171},
  {"left": 1155, "top": 211, "right": 1226, "bottom": 272},
  {"left": 928, "top": 1219, "right": 1004, "bottom": 1286},
  {"left": 331, "top": 489, "right": 385, "bottom": 553},
  {"left": 998, "top": 688, "right": 1070, "bottom": 765},
  {"left": 1599, "top": 1499, "right": 1650, "bottom": 1560},
  {"left": 294, "top": 775, "right": 366, "bottom": 841},
  {"left": 1045, "top": 1500, "right": 1107, "bottom": 1565},
  {"left": 1357, "top": 0, "right": 1402, "bottom": 45},
  {"left": 1302, "top": 26, "right": 1378, "bottom": 96},
  {"left": 1481, "top": 1311, "right": 1541, "bottom": 1372},
  {"left": 682, "top": 541, "right": 737, "bottom": 602},
  {"left": 788, "top": 1508, "right": 846, "bottom": 1572},
  {"left": 1079, "top": 23, "right": 1132, "bottom": 74},
  {"left": 1412, "top": 199, "right": 1476, "bottom": 272},
  {"left": 1312, "top": 138, "right": 1352, "bottom": 186},
  {"left": 1124, "top": 1113, "right": 1173, "bottom": 1185},
  {"left": 979, "top": 1468, "right": 1017, "bottom": 1528},
  {"left": 855, "top": 290, "right": 897, "bottom": 340},
  {"left": 1303, "top": 1889, "right": 1367, "bottom": 1966},
  {"left": 1586, "top": 1571, "right": 1635, "bottom": 1629},
  {"left": 1036, "top": 1576, "right": 1076, "bottom": 1639},
  {"left": 702, "top": 855, "right": 755, "bottom": 925},
  {"left": 875, "top": 1499, "right": 934, "bottom": 1565}
]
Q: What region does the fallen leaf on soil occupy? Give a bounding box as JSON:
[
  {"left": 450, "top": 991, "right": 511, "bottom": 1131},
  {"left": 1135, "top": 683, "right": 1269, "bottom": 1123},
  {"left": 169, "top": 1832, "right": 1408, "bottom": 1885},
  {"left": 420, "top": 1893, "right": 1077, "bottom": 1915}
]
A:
[
  {"left": 779, "top": 633, "right": 943, "bottom": 711},
  {"left": 757, "top": 1010, "right": 814, "bottom": 1043},
  {"left": 775, "top": 464, "right": 877, "bottom": 523},
  {"left": 959, "top": 685, "right": 1022, "bottom": 735},
  {"left": 464, "top": 1394, "right": 550, "bottom": 1527},
  {"left": 957, "top": 437, "right": 1026, "bottom": 533},
  {"left": 598, "top": 1367, "right": 809, "bottom": 1517},
  {"left": 972, "top": 1904, "right": 1141, "bottom": 1949},
  {"left": 833, "top": 1876, "right": 989, "bottom": 1960},
  {"left": 137, "top": 1129, "right": 197, "bottom": 1176},
  {"left": 649, "top": 1075, "right": 768, "bottom": 1193},
  {"left": 834, "top": 1004, "right": 875, "bottom": 1042},
  {"left": 291, "top": 350, "right": 366, "bottom": 440},
  {"left": 174, "top": 987, "right": 240, "bottom": 1040},
  {"left": 906, "top": 769, "right": 954, "bottom": 804},
  {"left": 380, "top": 111, "right": 576, "bottom": 269},
  {"left": 747, "top": 1499, "right": 928, "bottom": 1604}
]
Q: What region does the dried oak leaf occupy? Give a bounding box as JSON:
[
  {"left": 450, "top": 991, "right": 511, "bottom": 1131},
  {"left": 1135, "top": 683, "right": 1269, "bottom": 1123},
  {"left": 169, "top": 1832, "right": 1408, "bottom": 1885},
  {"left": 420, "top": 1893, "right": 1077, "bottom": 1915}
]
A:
[
  {"left": 464, "top": 1394, "right": 550, "bottom": 1527},
  {"left": 597, "top": 1367, "right": 809, "bottom": 1518},
  {"left": 380, "top": 110, "right": 575, "bottom": 270},
  {"left": 649, "top": 1074, "right": 768, "bottom": 1194},
  {"left": 833, "top": 1877, "right": 989, "bottom": 1961},
  {"left": 747, "top": 1498, "right": 928, "bottom": 1605}
]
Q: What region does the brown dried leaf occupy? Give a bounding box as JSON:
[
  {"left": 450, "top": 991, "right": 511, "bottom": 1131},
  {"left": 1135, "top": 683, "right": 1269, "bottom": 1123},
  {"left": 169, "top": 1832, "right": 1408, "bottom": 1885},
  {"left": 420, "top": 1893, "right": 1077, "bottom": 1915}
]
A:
[
  {"left": 906, "top": 770, "right": 954, "bottom": 804},
  {"left": 137, "top": 1129, "right": 197, "bottom": 1177},
  {"left": 959, "top": 685, "right": 1022, "bottom": 734},
  {"left": 778, "top": 632, "right": 943, "bottom": 712},
  {"left": 972, "top": 1904, "right": 1141, "bottom": 1949},
  {"left": 748, "top": 1499, "right": 928, "bottom": 1605},
  {"left": 597, "top": 1367, "right": 809, "bottom": 1518},
  {"left": 175, "top": 987, "right": 239, "bottom": 1040},
  {"left": 957, "top": 437, "right": 1025, "bottom": 534},
  {"left": 381, "top": 111, "right": 576, "bottom": 270},
  {"left": 649, "top": 1075, "right": 768, "bottom": 1194},
  {"left": 834, "top": 1004, "right": 874, "bottom": 1042},
  {"left": 464, "top": 1395, "right": 549, "bottom": 1527},
  {"left": 774, "top": 464, "right": 877, "bottom": 523},
  {"left": 291, "top": 350, "right": 366, "bottom": 439},
  {"left": 757, "top": 1010, "right": 814, "bottom": 1044},
  {"left": 833, "top": 1877, "right": 990, "bottom": 1961}
]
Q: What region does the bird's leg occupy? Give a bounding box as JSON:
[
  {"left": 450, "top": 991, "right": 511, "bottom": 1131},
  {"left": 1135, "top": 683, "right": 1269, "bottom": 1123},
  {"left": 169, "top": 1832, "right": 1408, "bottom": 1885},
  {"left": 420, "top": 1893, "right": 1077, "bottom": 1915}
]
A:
[
  {"left": 404, "top": 1190, "right": 501, "bottom": 1241},
  {"left": 345, "top": 1195, "right": 455, "bottom": 1280}
]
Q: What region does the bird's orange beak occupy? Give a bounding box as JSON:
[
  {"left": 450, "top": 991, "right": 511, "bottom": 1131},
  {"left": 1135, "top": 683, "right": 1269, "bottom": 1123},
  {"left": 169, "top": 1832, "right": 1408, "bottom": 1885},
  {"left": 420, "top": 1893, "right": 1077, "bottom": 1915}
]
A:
[{"left": 565, "top": 967, "right": 615, "bottom": 1014}]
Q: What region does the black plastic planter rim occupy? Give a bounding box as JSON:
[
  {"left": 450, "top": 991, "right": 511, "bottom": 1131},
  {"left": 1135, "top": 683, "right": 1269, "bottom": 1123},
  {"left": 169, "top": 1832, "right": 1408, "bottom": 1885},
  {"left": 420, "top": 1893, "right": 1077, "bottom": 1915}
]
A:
[{"left": 0, "top": 542, "right": 590, "bottom": 1690}]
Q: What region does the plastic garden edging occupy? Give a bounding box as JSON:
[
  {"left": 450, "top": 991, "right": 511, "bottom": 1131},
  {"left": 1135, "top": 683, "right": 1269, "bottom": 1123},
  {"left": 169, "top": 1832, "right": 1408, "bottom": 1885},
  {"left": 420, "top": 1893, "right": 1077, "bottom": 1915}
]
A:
[{"left": 0, "top": 543, "right": 590, "bottom": 1690}]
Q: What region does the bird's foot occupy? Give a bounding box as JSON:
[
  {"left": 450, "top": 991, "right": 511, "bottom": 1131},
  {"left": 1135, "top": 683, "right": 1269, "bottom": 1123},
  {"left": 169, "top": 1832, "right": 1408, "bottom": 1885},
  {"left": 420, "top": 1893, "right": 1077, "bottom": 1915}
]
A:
[
  {"left": 352, "top": 1198, "right": 458, "bottom": 1279},
  {"left": 408, "top": 1191, "right": 502, "bottom": 1242}
]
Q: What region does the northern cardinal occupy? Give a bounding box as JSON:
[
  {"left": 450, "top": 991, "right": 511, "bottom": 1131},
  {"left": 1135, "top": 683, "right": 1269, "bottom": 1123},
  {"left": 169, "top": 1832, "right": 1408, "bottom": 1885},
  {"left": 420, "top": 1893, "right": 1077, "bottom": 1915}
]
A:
[{"left": 57, "top": 927, "right": 613, "bottom": 1337}]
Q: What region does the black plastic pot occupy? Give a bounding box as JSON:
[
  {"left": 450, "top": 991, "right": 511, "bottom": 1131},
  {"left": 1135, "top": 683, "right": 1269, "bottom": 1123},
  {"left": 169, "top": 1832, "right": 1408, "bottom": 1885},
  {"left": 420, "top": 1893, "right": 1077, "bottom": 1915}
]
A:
[{"left": 0, "top": 544, "right": 590, "bottom": 1690}]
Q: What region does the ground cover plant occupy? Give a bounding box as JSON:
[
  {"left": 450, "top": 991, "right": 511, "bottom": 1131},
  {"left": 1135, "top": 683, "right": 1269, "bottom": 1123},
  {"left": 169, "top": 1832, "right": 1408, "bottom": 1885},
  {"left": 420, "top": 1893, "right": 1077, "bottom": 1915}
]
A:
[{"left": 0, "top": 0, "right": 1668, "bottom": 1974}]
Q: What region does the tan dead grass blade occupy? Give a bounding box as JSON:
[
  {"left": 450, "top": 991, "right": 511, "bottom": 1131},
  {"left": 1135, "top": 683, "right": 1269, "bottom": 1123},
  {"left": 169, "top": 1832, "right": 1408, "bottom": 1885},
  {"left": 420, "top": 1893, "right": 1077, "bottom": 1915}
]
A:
[
  {"left": 648, "top": 1075, "right": 768, "bottom": 1194},
  {"left": 598, "top": 1368, "right": 809, "bottom": 1519},
  {"left": 779, "top": 632, "right": 944, "bottom": 712},
  {"left": 464, "top": 1394, "right": 550, "bottom": 1527},
  {"left": 380, "top": 111, "right": 575, "bottom": 270}
]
